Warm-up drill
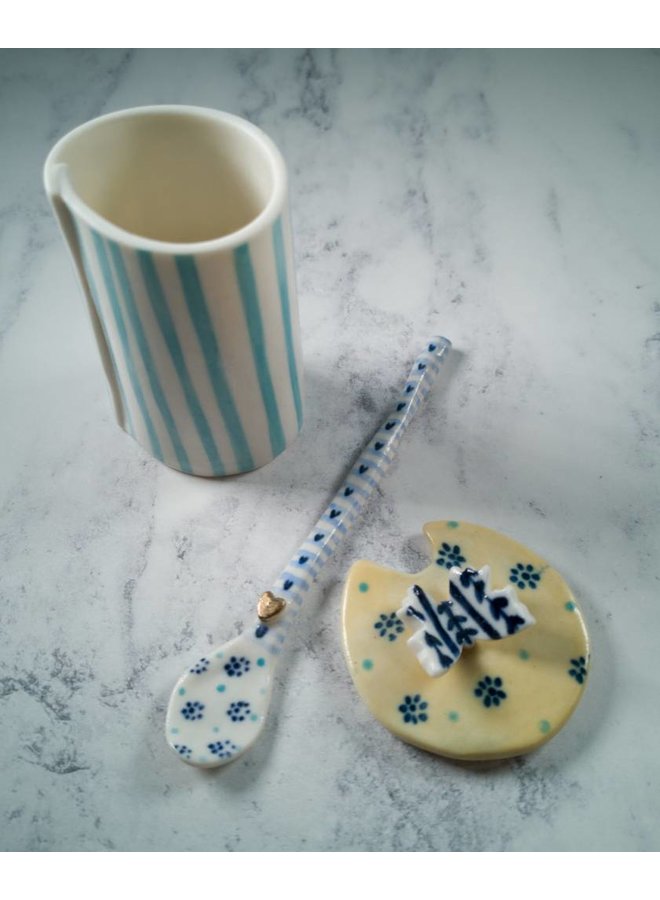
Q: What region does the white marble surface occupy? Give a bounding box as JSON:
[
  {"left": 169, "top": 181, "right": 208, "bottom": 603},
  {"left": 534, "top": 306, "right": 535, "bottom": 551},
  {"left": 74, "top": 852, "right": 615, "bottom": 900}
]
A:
[{"left": 1, "top": 49, "right": 659, "bottom": 851}]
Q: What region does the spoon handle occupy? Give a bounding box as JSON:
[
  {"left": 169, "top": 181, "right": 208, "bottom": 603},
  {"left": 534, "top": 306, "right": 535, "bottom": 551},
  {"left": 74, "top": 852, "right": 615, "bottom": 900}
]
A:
[{"left": 253, "top": 336, "right": 451, "bottom": 655}]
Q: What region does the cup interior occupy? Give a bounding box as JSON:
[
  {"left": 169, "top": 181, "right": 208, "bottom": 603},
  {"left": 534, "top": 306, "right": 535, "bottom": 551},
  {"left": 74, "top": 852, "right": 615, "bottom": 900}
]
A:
[{"left": 52, "top": 109, "right": 277, "bottom": 244}]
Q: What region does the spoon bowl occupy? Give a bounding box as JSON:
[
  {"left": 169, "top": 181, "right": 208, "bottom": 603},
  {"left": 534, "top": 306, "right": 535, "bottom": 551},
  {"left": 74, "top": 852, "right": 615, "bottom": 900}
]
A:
[{"left": 166, "top": 633, "right": 274, "bottom": 766}]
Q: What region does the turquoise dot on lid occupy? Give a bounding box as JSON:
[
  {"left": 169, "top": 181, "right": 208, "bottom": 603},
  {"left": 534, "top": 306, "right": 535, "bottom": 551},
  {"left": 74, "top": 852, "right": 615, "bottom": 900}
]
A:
[
  {"left": 447, "top": 521, "right": 460, "bottom": 529},
  {"left": 362, "top": 659, "right": 374, "bottom": 671},
  {"left": 448, "top": 711, "right": 459, "bottom": 722},
  {"left": 216, "top": 684, "right": 226, "bottom": 692},
  {"left": 170, "top": 727, "right": 179, "bottom": 735},
  {"left": 257, "top": 658, "right": 265, "bottom": 667},
  {"left": 213, "top": 726, "right": 220, "bottom": 733},
  {"left": 565, "top": 601, "right": 576, "bottom": 611},
  {"left": 250, "top": 714, "right": 258, "bottom": 722},
  {"left": 358, "top": 582, "right": 369, "bottom": 593},
  {"left": 178, "top": 687, "right": 186, "bottom": 696},
  {"left": 519, "top": 649, "right": 530, "bottom": 660},
  {"left": 539, "top": 719, "right": 551, "bottom": 734}
]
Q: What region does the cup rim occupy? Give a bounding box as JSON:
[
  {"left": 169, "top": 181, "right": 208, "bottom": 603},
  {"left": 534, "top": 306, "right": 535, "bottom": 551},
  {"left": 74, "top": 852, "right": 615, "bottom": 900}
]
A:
[{"left": 44, "top": 105, "right": 288, "bottom": 255}]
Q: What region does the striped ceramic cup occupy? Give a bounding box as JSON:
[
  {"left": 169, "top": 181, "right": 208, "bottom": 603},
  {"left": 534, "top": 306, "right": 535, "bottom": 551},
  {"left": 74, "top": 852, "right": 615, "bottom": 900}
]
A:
[{"left": 44, "top": 106, "right": 303, "bottom": 476}]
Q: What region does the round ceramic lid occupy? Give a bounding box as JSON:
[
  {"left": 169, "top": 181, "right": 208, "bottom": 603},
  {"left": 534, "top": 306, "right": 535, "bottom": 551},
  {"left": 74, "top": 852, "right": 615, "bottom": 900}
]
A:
[{"left": 342, "top": 520, "right": 590, "bottom": 760}]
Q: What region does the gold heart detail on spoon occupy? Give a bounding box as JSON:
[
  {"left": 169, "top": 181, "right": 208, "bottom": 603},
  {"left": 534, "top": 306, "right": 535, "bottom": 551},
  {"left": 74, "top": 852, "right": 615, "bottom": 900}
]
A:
[{"left": 257, "top": 591, "right": 287, "bottom": 621}]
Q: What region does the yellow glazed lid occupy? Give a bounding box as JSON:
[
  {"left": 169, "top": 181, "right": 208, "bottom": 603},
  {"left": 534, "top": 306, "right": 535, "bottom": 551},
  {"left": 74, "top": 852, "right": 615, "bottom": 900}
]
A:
[{"left": 342, "top": 520, "right": 590, "bottom": 760}]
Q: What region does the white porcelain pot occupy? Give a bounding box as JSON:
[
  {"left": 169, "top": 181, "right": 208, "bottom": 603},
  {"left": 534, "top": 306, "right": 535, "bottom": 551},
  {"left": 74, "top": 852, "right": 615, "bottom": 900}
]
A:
[{"left": 44, "top": 105, "right": 303, "bottom": 476}]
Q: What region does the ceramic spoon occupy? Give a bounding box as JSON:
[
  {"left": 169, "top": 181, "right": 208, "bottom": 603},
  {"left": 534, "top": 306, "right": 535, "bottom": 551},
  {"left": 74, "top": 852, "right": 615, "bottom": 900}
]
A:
[{"left": 166, "top": 336, "right": 452, "bottom": 767}]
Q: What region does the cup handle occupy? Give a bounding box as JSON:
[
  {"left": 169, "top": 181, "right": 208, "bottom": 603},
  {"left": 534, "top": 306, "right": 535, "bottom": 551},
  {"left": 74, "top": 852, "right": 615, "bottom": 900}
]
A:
[{"left": 46, "top": 164, "right": 127, "bottom": 431}]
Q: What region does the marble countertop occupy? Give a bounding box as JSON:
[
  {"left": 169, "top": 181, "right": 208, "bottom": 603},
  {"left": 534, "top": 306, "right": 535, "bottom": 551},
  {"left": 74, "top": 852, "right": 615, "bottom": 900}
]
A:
[{"left": 1, "top": 49, "right": 659, "bottom": 851}]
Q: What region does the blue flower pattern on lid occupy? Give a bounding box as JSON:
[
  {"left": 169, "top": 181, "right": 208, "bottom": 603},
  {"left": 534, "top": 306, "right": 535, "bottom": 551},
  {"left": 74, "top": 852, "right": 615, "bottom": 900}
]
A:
[
  {"left": 510, "top": 562, "right": 542, "bottom": 590},
  {"left": 374, "top": 612, "right": 405, "bottom": 641},
  {"left": 173, "top": 744, "right": 192, "bottom": 759},
  {"left": 436, "top": 542, "right": 466, "bottom": 569},
  {"left": 568, "top": 656, "right": 588, "bottom": 683},
  {"left": 398, "top": 694, "right": 429, "bottom": 724},
  {"left": 474, "top": 675, "right": 507, "bottom": 707}
]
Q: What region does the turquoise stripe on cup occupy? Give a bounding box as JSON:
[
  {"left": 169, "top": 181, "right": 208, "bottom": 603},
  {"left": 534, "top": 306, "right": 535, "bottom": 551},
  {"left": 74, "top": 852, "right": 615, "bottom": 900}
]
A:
[
  {"left": 137, "top": 251, "right": 226, "bottom": 475},
  {"left": 273, "top": 217, "right": 303, "bottom": 430},
  {"left": 108, "top": 240, "right": 193, "bottom": 474},
  {"left": 234, "top": 243, "right": 286, "bottom": 458},
  {"left": 175, "top": 254, "right": 254, "bottom": 473}
]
